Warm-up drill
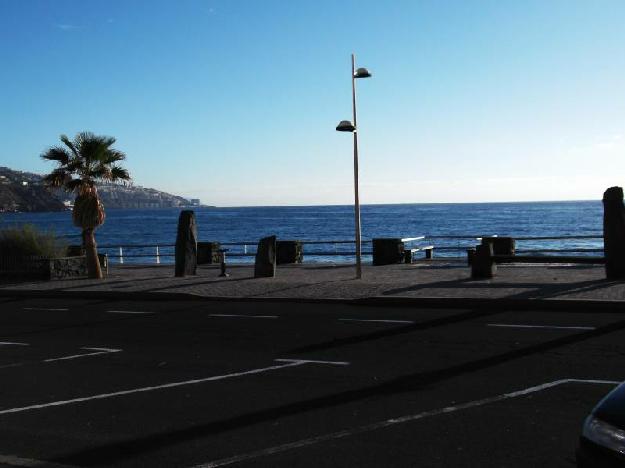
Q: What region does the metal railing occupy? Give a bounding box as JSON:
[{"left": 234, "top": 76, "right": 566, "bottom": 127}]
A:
[{"left": 93, "top": 234, "right": 604, "bottom": 264}]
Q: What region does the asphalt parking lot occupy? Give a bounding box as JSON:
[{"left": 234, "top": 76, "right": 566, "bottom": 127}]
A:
[{"left": 0, "top": 296, "right": 624, "bottom": 467}]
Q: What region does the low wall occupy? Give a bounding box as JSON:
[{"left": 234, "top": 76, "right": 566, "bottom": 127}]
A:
[{"left": 0, "top": 254, "right": 107, "bottom": 280}]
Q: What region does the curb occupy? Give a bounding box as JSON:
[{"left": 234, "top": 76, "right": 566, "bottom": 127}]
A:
[{"left": 1, "top": 289, "right": 625, "bottom": 312}]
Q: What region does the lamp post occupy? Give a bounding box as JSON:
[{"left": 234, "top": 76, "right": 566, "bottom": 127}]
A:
[{"left": 336, "top": 53, "right": 371, "bottom": 279}]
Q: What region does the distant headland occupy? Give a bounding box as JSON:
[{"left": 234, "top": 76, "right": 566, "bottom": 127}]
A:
[{"left": 0, "top": 166, "right": 212, "bottom": 212}]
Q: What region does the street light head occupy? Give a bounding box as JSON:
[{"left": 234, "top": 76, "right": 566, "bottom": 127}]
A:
[
  {"left": 336, "top": 120, "right": 356, "bottom": 132},
  {"left": 354, "top": 67, "right": 372, "bottom": 78}
]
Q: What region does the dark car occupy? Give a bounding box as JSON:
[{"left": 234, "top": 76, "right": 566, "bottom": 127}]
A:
[{"left": 577, "top": 381, "right": 625, "bottom": 467}]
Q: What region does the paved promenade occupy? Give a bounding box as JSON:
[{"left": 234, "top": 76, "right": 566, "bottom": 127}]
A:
[{"left": 1, "top": 260, "right": 624, "bottom": 303}]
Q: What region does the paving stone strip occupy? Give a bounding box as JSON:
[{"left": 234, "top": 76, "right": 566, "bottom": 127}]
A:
[{"left": 1, "top": 262, "right": 624, "bottom": 303}]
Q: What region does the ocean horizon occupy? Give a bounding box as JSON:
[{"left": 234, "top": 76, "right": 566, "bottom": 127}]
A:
[{"left": 0, "top": 200, "right": 603, "bottom": 264}]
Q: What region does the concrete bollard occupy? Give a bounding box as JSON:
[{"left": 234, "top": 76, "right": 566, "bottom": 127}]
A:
[{"left": 471, "top": 243, "right": 496, "bottom": 279}]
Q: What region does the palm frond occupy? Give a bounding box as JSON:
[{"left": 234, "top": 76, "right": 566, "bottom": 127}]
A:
[
  {"left": 40, "top": 146, "right": 71, "bottom": 165},
  {"left": 76, "top": 131, "right": 96, "bottom": 147},
  {"left": 90, "top": 165, "right": 112, "bottom": 180},
  {"left": 66, "top": 157, "right": 85, "bottom": 174},
  {"left": 42, "top": 169, "right": 71, "bottom": 189},
  {"left": 110, "top": 165, "right": 131, "bottom": 182},
  {"left": 41, "top": 131, "right": 131, "bottom": 191},
  {"left": 65, "top": 178, "right": 86, "bottom": 193},
  {"left": 59, "top": 134, "right": 79, "bottom": 158},
  {"left": 101, "top": 149, "right": 126, "bottom": 165}
]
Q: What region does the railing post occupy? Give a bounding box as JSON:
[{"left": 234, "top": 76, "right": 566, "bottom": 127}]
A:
[
  {"left": 156, "top": 245, "right": 160, "bottom": 264},
  {"left": 119, "top": 246, "right": 124, "bottom": 264}
]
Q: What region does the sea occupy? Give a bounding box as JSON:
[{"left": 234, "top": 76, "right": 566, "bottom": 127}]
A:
[{"left": 0, "top": 201, "right": 604, "bottom": 264}]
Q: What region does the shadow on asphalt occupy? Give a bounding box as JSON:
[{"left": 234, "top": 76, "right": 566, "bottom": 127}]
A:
[
  {"left": 382, "top": 277, "right": 616, "bottom": 300},
  {"left": 289, "top": 308, "right": 501, "bottom": 354},
  {"left": 52, "top": 316, "right": 625, "bottom": 467}
]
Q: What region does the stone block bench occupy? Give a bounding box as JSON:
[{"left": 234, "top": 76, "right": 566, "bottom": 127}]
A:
[
  {"left": 372, "top": 237, "right": 433, "bottom": 265},
  {"left": 470, "top": 242, "right": 605, "bottom": 279},
  {"left": 404, "top": 245, "right": 434, "bottom": 263}
]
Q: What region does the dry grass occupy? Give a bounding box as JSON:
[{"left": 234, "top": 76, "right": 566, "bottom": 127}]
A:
[{"left": 0, "top": 224, "right": 68, "bottom": 258}]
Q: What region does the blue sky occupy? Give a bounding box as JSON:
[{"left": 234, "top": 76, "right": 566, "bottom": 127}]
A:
[{"left": 1, "top": 0, "right": 624, "bottom": 206}]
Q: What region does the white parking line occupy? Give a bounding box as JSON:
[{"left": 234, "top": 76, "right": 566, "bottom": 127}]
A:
[
  {"left": 0, "top": 453, "right": 75, "bottom": 467},
  {"left": 106, "top": 310, "right": 154, "bottom": 315},
  {"left": 339, "top": 319, "right": 415, "bottom": 324},
  {"left": 0, "top": 342, "right": 29, "bottom": 346},
  {"left": 487, "top": 323, "right": 596, "bottom": 331},
  {"left": 276, "top": 359, "right": 350, "bottom": 366},
  {"left": 189, "top": 378, "right": 620, "bottom": 468},
  {"left": 23, "top": 307, "right": 68, "bottom": 312},
  {"left": 0, "top": 359, "right": 349, "bottom": 416},
  {"left": 43, "top": 347, "right": 122, "bottom": 363},
  {"left": 209, "top": 314, "right": 279, "bottom": 319}
]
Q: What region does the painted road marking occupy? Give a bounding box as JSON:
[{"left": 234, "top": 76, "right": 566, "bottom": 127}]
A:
[
  {"left": 106, "top": 310, "right": 154, "bottom": 315},
  {"left": 43, "top": 347, "right": 122, "bottom": 363},
  {"left": 487, "top": 323, "right": 596, "bottom": 331},
  {"left": 0, "top": 359, "right": 349, "bottom": 416},
  {"left": 0, "top": 363, "right": 25, "bottom": 370},
  {"left": 0, "top": 342, "right": 29, "bottom": 346},
  {"left": 23, "top": 307, "right": 68, "bottom": 312},
  {"left": 0, "top": 453, "right": 75, "bottom": 468},
  {"left": 339, "top": 318, "right": 415, "bottom": 324},
  {"left": 209, "top": 314, "right": 279, "bottom": 319},
  {"left": 190, "top": 378, "right": 620, "bottom": 468},
  {"left": 275, "top": 359, "right": 350, "bottom": 366},
  {"left": 0, "top": 347, "right": 121, "bottom": 369}
]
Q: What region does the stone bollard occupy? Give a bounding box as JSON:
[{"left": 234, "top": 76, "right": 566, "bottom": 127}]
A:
[
  {"left": 197, "top": 241, "right": 221, "bottom": 265},
  {"left": 481, "top": 237, "right": 515, "bottom": 255},
  {"left": 372, "top": 238, "right": 405, "bottom": 265},
  {"left": 254, "top": 235, "right": 276, "bottom": 278},
  {"left": 276, "top": 240, "right": 303, "bottom": 265},
  {"left": 175, "top": 210, "right": 197, "bottom": 277},
  {"left": 603, "top": 187, "right": 625, "bottom": 279},
  {"left": 471, "top": 243, "right": 496, "bottom": 279}
]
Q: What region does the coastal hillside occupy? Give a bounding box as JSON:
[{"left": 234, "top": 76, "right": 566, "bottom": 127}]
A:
[{"left": 0, "top": 166, "right": 196, "bottom": 212}]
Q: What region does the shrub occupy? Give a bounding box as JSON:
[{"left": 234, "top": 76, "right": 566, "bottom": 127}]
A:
[{"left": 0, "top": 224, "right": 67, "bottom": 258}]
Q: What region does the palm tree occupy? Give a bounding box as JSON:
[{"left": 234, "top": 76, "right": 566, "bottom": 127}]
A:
[{"left": 41, "top": 132, "right": 131, "bottom": 279}]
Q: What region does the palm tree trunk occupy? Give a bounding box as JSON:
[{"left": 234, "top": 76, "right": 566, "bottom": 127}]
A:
[{"left": 83, "top": 228, "right": 103, "bottom": 279}]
